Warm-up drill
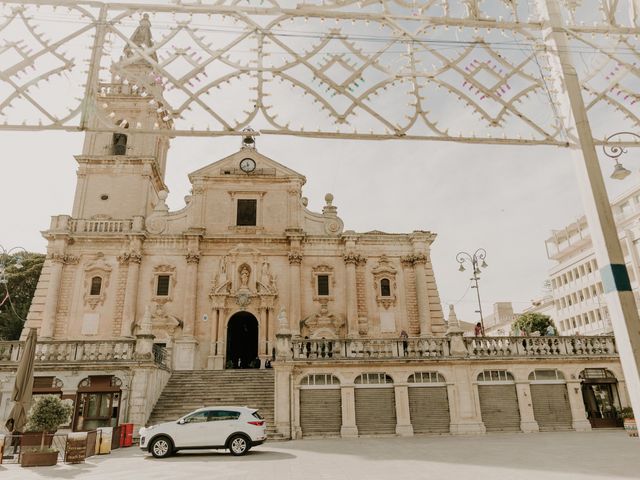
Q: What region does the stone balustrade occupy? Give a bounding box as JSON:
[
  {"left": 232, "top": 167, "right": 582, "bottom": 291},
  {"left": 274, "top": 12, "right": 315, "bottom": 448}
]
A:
[
  {"left": 289, "top": 335, "right": 617, "bottom": 361},
  {"left": 0, "top": 340, "right": 137, "bottom": 363},
  {"left": 292, "top": 337, "right": 448, "bottom": 360},
  {"left": 68, "top": 219, "right": 133, "bottom": 234},
  {"left": 465, "top": 335, "right": 617, "bottom": 357}
]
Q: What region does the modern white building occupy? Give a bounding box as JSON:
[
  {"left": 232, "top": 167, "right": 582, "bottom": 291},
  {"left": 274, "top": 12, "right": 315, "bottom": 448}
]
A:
[{"left": 545, "top": 183, "right": 640, "bottom": 336}]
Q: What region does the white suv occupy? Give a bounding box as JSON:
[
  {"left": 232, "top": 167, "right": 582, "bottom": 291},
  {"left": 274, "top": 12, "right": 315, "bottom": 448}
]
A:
[{"left": 139, "top": 406, "right": 267, "bottom": 458}]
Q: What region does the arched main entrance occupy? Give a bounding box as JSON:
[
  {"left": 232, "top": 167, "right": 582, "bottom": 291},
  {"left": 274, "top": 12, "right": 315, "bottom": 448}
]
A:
[{"left": 226, "top": 312, "right": 258, "bottom": 369}]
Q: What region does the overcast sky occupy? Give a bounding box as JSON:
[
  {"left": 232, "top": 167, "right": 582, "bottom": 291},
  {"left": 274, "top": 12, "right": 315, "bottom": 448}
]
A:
[{"left": 2, "top": 0, "right": 639, "bottom": 324}]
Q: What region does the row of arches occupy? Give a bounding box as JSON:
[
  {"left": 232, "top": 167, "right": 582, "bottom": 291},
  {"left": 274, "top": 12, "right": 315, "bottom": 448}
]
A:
[{"left": 296, "top": 368, "right": 624, "bottom": 436}]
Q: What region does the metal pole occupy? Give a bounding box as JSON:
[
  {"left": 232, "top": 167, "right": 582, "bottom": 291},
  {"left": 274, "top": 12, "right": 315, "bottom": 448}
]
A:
[
  {"left": 536, "top": 0, "right": 640, "bottom": 418},
  {"left": 471, "top": 268, "right": 486, "bottom": 336}
]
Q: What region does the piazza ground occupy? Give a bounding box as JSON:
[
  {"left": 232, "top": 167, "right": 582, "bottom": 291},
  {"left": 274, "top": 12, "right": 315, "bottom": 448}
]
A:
[{"left": 2, "top": 431, "right": 638, "bottom": 480}]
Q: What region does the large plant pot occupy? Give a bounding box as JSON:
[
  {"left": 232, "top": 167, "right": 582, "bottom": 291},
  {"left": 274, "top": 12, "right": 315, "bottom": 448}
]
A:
[
  {"left": 623, "top": 418, "right": 638, "bottom": 437},
  {"left": 20, "top": 450, "right": 59, "bottom": 467},
  {"left": 20, "top": 432, "right": 54, "bottom": 449}
]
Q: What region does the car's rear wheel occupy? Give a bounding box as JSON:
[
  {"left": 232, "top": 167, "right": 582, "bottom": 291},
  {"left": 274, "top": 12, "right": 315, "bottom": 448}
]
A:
[
  {"left": 228, "top": 434, "right": 250, "bottom": 456},
  {"left": 150, "top": 436, "right": 173, "bottom": 458}
]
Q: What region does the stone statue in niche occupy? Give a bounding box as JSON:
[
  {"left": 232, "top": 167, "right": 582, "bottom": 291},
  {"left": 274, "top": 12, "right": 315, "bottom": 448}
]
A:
[
  {"left": 218, "top": 256, "right": 228, "bottom": 284},
  {"left": 259, "top": 259, "right": 277, "bottom": 293},
  {"left": 240, "top": 265, "right": 250, "bottom": 288}
]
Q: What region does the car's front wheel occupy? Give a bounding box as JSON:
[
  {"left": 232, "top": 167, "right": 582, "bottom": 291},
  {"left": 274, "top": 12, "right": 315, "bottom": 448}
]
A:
[
  {"left": 150, "top": 436, "right": 173, "bottom": 458},
  {"left": 228, "top": 434, "right": 250, "bottom": 456}
]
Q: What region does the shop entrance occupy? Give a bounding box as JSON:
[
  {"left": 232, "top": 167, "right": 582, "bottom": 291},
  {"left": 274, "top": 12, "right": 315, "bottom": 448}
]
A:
[
  {"left": 580, "top": 368, "right": 623, "bottom": 428},
  {"left": 226, "top": 312, "right": 258, "bottom": 369}
]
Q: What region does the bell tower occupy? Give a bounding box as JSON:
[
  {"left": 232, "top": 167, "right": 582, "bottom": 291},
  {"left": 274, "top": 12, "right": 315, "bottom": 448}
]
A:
[{"left": 71, "top": 14, "right": 172, "bottom": 220}]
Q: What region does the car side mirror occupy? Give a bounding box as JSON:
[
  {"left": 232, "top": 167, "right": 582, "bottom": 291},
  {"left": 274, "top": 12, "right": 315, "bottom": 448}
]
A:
[{"left": 177, "top": 418, "right": 186, "bottom": 425}]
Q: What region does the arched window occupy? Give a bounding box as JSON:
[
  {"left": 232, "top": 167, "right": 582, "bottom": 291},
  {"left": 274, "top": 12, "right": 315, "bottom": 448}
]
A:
[
  {"left": 380, "top": 278, "right": 391, "bottom": 297},
  {"left": 529, "top": 369, "right": 565, "bottom": 382},
  {"left": 112, "top": 133, "right": 128, "bottom": 155},
  {"left": 354, "top": 373, "right": 393, "bottom": 385},
  {"left": 299, "top": 374, "right": 340, "bottom": 386},
  {"left": 90, "top": 276, "right": 102, "bottom": 296},
  {"left": 408, "top": 371, "right": 446, "bottom": 384},
  {"left": 477, "top": 370, "right": 515, "bottom": 382}
]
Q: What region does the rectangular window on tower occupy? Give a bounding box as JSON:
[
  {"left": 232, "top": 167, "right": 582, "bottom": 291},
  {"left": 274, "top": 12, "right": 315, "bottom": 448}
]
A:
[
  {"left": 236, "top": 199, "right": 257, "bottom": 226},
  {"left": 317, "top": 275, "right": 330, "bottom": 296},
  {"left": 156, "top": 275, "right": 171, "bottom": 296}
]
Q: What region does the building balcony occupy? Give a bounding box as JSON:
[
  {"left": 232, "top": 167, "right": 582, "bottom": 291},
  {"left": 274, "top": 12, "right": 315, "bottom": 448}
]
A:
[
  {"left": 288, "top": 335, "right": 617, "bottom": 361},
  {"left": 0, "top": 339, "right": 168, "bottom": 366}
]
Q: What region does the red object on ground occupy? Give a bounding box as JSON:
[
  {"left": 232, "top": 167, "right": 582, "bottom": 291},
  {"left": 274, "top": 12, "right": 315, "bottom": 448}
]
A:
[{"left": 120, "top": 423, "right": 134, "bottom": 447}]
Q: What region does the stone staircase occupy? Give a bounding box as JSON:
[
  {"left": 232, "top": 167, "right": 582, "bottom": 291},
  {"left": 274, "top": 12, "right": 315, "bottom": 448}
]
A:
[{"left": 147, "top": 370, "right": 285, "bottom": 439}]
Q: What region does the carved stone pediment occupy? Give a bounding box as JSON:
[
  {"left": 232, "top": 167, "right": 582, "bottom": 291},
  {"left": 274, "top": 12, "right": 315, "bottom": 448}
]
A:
[
  {"left": 372, "top": 255, "right": 397, "bottom": 309},
  {"left": 301, "top": 301, "right": 345, "bottom": 339}
]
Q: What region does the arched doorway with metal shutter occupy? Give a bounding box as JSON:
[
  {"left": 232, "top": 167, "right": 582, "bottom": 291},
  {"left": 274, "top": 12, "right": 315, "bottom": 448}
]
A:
[
  {"left": 408, "top": 371, "right": 450, "bottom": 434},
  {"left": 529, "top": 369, "right": 573, "bottom": 431},
  {"left": 299, "top": 374, "right": 342, "bottom": 437},
  {"left": 477, "top": 370, "right": 520, "bottom": 432},
  {"left": 354, "top": 373, "right": 396, "bottom": 435}
]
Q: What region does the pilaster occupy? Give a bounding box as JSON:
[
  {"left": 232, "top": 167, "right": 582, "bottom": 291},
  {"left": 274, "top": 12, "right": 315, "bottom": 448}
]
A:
[
  {"left": 340, "top": 385, "right": 358, "bottom": 437},
  {"left": 394, "top": 384, "right": 414, "bottom": 436},
  {"left": 566, "top": 380, "right": 592, "bottom": 431},
  {"left": 515, "top": 382, "right": 540, "bottom": 433}
]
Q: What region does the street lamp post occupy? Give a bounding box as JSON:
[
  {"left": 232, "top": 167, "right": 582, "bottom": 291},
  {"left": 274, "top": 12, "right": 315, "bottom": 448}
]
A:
[
  {"left": 456, "top": 249, "right": 488, "bottom": 336},
  {"left": 602, "top": 131, "right": 640, "bottom": 180}
]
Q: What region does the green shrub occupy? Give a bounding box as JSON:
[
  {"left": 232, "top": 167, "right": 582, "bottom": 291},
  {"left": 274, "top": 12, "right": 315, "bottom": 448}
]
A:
[
  {"left": 620, "top": 407, "right": 635, "bottom": 419},
  {"left": 26, "top": 395, "right": 73, "bottom": 450}
]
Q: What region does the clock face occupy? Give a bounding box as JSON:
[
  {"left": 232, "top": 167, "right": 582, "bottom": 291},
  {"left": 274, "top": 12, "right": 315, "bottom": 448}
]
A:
[{"left": 239, "top": 157, "right": 256, "bottom": 173}]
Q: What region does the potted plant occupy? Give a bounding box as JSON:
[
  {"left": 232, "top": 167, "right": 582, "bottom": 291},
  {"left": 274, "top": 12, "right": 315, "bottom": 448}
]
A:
[
  {"left": 620, "top": 407, "right": 637, "bottom": 437},
  {"left": 20, "top": 395, "right": 73, "bottom": 467}
]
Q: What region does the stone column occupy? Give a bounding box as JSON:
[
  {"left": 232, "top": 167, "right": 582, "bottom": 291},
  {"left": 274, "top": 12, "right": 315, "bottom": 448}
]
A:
[
  {"left": 120, "top": 252, "right": 142, "bottom": 337},
  {"left": 448, "top": 365, "right": 486, "bottom": 434},
  {"left": 174, "top": 245, "right": 200, "bottom": 370},
  {"left": 515, "top": 381, "right": 540, "bottom": 433},
  {"left": 40, "top": 254, "right": 65, "bottom": 339},
  {"left": 340, "top": 385, "right": 358, "bottom": 437},
  {"left": 273, "top": 363, "right": 293, "bottom": 438},
  {"left": 566, "top": 380, "right": 592, "bottom": 431},
  {"left": 344, "top": 253, "right": 359, "bottom": 337},
  {"left": 259, "top": 307, "right": 268, "bottom": 360},
  {"left": 288, "top": 253, "right": 302, "bottom": 336},
  {"left": 207, "top": 305, "right": 225, "bottom": 370},
  {"left": 182, "top": 252, "right": 200, "bottom": 337},
  {"left": 394, "top": 383, "right": 414, "bottom": 436},
  {"left": 412, "top": 254, "right": 432, "bottom": 337}
]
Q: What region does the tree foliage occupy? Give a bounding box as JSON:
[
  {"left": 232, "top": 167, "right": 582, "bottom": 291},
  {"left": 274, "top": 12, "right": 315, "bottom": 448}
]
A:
[
  {"left": 0, "top": 252, "right": 45, "bottom": 340},
  {"left": 511, "top": 312, "right": 555, "bottom": 335}
]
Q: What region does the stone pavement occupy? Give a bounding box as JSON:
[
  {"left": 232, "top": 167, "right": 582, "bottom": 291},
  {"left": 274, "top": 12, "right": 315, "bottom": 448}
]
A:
[{"left": 2, "top": 431, "right": 638, "bottom": 480}]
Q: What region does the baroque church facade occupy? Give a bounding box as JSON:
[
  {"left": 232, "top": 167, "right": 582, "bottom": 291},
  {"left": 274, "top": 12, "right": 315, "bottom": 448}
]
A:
[
  {"left": 22, "top": 84, "right": 448, "bottom": 370},
  {"left": 1, "top": 16, "right": 626, "bottom": 439}
]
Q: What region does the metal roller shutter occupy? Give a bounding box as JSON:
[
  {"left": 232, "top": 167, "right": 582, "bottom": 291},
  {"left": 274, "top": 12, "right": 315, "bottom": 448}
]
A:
[
  {"left": 355, "top": 387, "right": 396, "bottom": 435},
  {"left": 530, "top": 384, "right": 573, "bottom": 431},
  {"left": 478, "top": 385, "right": 521, "bottom": 432},
  {"left": 300, "top": 389, "right": 342, "bottom": 437},
  {"left": 408, "top": 386, "right": 450, "bottom": 433}
]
